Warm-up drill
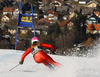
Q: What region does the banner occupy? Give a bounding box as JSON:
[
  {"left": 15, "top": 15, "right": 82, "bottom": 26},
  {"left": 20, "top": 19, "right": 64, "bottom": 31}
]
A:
[{"left": 21, "top": 15, "right": 32, "bottom": 23}]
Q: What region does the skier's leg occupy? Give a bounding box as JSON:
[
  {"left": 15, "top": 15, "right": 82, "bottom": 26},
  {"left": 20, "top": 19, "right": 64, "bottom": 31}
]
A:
[
  {"left": 42, "top": 61, "right": 54, "bottom": 69},
  {"left": 42, "top": 61, "right": 48, "bottom": 66},
  {"left": 34, "top": 51, "right": 60, "bottom": 67},
  {"left": 47, "top": 58, "right": 60, "bottom": 67},
  {"left": 42, "top": 51, "right": 60, "bottom": 66},
  {"left": 42, "top": 52, "right": 60, "bottom": 66}
]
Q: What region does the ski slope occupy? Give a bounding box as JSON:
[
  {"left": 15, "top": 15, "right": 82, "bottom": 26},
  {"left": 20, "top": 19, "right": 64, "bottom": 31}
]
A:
[{"left": 0, "top": 43, "right": 100, "bottom": 77}]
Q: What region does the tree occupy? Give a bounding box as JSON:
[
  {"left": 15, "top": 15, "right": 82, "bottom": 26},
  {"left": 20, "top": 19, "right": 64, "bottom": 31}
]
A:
[
  {"left": 0, "top": 13, "right": 3, "bottom": 22},
  {"left": 24, "top": 0, "right": 35, "bottom": 4},
  {"left": 55, "top": 26, "right": 76, "bottom": 53},
  {"left": 26, "top": 30, "right": 34, "bottom": 38},
  {"left": 80, "top": 14, "right": 87, "bottom": 42},
  {"left": 34, "top": 1, "right": 39, "bottom": 11},
  {"left": 22, "top": 0, "right": 39, "bottom": 13},
  {"left": 52, "top": 22, "right": 61, "bottom": 37},
  {"left": 73, "top": 13, "right": 87, "bottom": 44},
  {"left": 39, "top": 22, "right": 61, "bottom": 47},
  {"left": 48, "top": 22, "right": 60, "bottom": 36},
  {"left": 90, "top": 22, "right": 95, "bottom": 30},
  {"left": 23, "top": 39, "right": 30, "bottom": 50},
  {"left": 6, "top": 18, "right": 18, "bottom": 27},
  {"left": 64, "top": 24, "right": 68, "bottom": 34},
  {"left": 0, "top": 4, "right": 3, "bottom": 10},
  {"left": 0, "top": 28, "right": 3, "bottom": 34},
  {"left": 22, "top": 2, "right": 31, "bottom": 13},
  {"left": 39, "top": 9, "right": 44, "bottom": 19}
]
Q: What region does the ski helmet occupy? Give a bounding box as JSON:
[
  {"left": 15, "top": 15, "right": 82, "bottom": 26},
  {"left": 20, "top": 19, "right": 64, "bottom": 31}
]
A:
[{"left": 31, "top": 37, "right": 39, "bottom": 44}]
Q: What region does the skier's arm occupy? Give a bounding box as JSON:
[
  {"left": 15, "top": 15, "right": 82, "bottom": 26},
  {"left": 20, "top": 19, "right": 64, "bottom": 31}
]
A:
[
  {"left": 41, "top": 43, "right": 56, "bottom": 54},
  {"left": 41, "top": 43, "right": 55, "bottom": 51},
  {"left": 21, "top": 47, "right": 31, "bottom": 61}
]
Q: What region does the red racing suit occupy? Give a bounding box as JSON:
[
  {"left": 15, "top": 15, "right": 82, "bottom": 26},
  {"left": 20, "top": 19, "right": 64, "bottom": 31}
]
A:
[{"left": 20, "top": 43, "right": 60, "bottom": 66}]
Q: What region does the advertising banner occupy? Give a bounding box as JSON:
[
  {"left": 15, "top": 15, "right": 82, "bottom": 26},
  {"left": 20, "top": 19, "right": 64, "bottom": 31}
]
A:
[{"left": 21, "top": 15, "right": 32, "bottom": 23}]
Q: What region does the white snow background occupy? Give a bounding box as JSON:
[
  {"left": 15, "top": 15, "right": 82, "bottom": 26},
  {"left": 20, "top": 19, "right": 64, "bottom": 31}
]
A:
[{"left": 0, "top": 43, "right": 100, "bottom": 77}]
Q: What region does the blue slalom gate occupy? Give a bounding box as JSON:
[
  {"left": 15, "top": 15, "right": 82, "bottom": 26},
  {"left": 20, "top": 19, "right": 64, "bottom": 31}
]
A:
[{"left": 15, "top": 1, "right": 36, "bottom": 50}]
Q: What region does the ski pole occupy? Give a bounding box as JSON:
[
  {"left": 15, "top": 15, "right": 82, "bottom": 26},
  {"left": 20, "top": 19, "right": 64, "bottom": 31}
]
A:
[{"left": 9, "top": 64, "right": 20, "bottom": 71}]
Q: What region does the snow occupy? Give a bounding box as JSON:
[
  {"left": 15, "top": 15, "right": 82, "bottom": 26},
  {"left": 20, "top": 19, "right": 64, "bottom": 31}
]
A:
[{"left": 0, "top": 43, "right": 100, "bottom": 77}]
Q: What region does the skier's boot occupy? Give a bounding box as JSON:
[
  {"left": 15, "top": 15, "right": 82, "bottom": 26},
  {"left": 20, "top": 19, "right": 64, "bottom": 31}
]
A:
[{"left": 48, "top": 63, "right": 54, "bottom": 69}]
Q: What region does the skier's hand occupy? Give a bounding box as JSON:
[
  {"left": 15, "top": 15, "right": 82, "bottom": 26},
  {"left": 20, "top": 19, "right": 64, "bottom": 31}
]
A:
[
  {"left": 19, "top": 61, "right": 23, "bottom": 65},
  {"left": 52, "top": 50, "right": 56, "bottom": 54}
]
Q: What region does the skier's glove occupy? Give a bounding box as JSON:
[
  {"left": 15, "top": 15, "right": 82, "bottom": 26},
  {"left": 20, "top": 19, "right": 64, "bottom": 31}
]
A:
[
  {"left": 52, "top": 50, "right": 56, "bottom": 54},
  {"left": 19, "top": 61, "right": 24, "bottom": 65}
]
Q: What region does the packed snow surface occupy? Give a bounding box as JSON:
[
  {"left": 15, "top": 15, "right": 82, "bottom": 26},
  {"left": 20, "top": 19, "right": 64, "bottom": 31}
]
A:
[{"left": 0, "top": 44, "right": 100, "bottom": 77}]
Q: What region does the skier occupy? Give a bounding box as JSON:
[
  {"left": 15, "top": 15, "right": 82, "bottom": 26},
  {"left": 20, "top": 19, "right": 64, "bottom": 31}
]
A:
[{"left": 19, "top": 37, "right": 60, "bottom": 69}]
